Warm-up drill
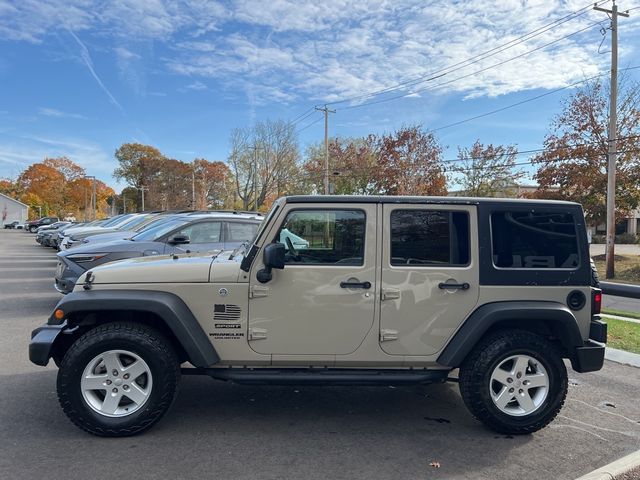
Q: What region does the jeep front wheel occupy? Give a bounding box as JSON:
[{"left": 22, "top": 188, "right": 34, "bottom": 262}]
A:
[
  {"left": 57, "top": 322, "right": 180, "bottom": 437},
  {"left": 458, "top": 329, "right": 567, "bottom": 435}
]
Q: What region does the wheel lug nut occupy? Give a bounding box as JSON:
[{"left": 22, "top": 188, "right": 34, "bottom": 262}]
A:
[
  {"left": 123, "top": 374, "right": 129, "bottom": 379},
  {"left": 519, "top": 389, "right": 523, "bottom": 394},
  {"left": 509, "top": 388, "right": 514, "bottom": 393},
  {"left": 123, "top": 385, "right": 129, "bottom": 390},
  {"left": 112, "top": 370, "right": 118, "bottom": 376},
  {"left": 516, "top": 372, "right": 522, "bottom": 379},
  {"left": 112, "top": 388, "right": 118, "bottom": 393},
  {"left": 523, "top": 380, "right": 530, "bottom": 386},
  {"left": 507, "top": 378, "right": 513, "bottom": 383},
  {"left": 106, "top": 379, "right": 112, "bottom": 385}
]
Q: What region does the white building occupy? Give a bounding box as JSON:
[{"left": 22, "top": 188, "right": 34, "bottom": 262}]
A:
[{"left": 0, "top": 193, "right": 29, "bottom": 227}]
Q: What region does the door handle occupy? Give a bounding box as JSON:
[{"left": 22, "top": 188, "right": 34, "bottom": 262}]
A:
[
  {"left": 438, "top": 282, "right": 470, "bottom": 290},
  {"left": 340, "top": 281, "right": 372, "bottom": 289}
]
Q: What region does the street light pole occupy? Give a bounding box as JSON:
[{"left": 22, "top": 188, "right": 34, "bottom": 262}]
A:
[{"left": 84, "top": 176, "right": 96, "bottom": 220}]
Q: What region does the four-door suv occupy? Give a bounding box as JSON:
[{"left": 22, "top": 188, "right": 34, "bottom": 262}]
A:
[{"left": 29, "top": 196, "right": 606, "bottom": 437}]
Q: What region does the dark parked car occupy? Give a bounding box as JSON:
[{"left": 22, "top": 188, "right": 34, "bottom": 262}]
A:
[
  {"left": 54, "top": 212, "right": 263, "bottom": 293},
  {"left": 3, "top": 221, "right": 20, "bottom": 229},
  {"left": 25, "top": 216, "right": 59, "bottom": 233}
]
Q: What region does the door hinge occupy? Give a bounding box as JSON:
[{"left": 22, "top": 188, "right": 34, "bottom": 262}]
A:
[
  {"left": 381, "top": 288, "right": 400, "bottom": 301},
  {"left": 380, "top": 329, "right": 399, "bottom": 342},
  {"left": 249, "top": 327, "right": 268, "bottom": 340},
  {"left": 250, "top": 285, "right": 269, "bottom": 298}
]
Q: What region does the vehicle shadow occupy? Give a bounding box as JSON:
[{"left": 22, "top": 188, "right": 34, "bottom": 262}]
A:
[{"left": 0, "top": 369, "right": 536, "bottom": 480}]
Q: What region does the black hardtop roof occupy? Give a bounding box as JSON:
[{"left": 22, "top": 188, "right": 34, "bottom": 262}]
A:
[{"left": 284, "top": 195, "right": 580, "bottom": 207}]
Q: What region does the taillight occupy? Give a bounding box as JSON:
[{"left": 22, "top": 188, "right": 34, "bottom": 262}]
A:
[{"left": 592, "top": 289, "right": 602, "bottom": 315}]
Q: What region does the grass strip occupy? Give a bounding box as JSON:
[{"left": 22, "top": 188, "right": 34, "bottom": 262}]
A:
[{"left": 602, "top": 317, "right": 640, "bottom": 355}]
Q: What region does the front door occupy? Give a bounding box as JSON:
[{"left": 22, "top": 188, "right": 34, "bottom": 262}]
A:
[
  {"left": 248, "top": 204, "right": 377, "bottom": 355},
  {"left": 379, "top": 204, "right": 479, "bottom": 356}
]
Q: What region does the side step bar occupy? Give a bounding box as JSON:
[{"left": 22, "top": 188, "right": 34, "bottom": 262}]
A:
[{"left": 181, "top": 367, "right": 449, "bottom": 386}]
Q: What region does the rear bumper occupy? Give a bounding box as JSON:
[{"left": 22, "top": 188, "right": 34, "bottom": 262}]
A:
[
  {"left": 571, "top": 340, "right": 605, "bottom": 373},
  {"left": 29, "top": 323, "right": 66, "bottom": 366},
  {"left": 571, "top": 319, "right": 607, "bottom": 373}
]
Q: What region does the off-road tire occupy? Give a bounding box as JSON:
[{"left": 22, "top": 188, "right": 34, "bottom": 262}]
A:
[
  {"left": 459, "top": 329, "right": 567, "bottom": 435},
  {"left": 57, "top": 322, "right": 180, "bottom": 437}
]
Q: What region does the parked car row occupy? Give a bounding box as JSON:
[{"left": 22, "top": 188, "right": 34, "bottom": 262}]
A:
[{"left": 27, "top": 210, "right": 264, "bottom": 294}]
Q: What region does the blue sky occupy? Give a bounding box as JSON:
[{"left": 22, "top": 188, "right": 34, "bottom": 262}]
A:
[{"left": 1, "top": 0, "right": 639, "bottom": 191}]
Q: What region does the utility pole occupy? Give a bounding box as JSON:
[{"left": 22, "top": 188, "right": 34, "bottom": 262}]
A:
[
  {"left": 92, "top": 177, "right": 96, "bottom": 220},
  {"left": 594, "top": 1, "right": 629, "bottom": 279},
  {"left": 191, "top": 168, "right": 196, "bottom": 209},
  {"left": 85, "top": 176, "right": 96, "bottom": 220},
  {"left": 123, "top": 193, "right": 126, "bottom": 214},
  {"left": 140, "top": 186, "right": 148, "bottom": 212},
  {"left": 315, "top": 105, "right": 336, "bottom": 194}
]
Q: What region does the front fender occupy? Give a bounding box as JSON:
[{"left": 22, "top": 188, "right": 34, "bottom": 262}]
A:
[{"left": 46, "top": 290, "right": 220, "bottom": 367}]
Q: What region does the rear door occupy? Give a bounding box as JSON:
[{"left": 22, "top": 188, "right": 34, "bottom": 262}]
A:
[{"left": 379, "top": 204, "right": 479, "bottom": 356}]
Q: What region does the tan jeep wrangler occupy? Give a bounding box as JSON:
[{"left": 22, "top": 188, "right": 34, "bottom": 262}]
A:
[{"left": 29, "top": 196, "right": 606, "bottom": 437}]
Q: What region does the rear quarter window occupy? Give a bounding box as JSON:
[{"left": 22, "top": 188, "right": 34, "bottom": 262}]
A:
[{"left": 491, "top": 211, "right": 579, "bottom": 269}]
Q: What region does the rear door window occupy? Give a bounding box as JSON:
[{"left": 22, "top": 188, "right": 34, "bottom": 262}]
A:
[
  {"left": 491, "top": 211, "right": 579, "bottom": 269},
  {"left": 390, "top": 210, "right": 470, "bottom": 266}
]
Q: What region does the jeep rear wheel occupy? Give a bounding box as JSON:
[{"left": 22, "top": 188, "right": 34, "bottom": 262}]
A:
[
  {"left": 459, "top": 329, "right": 567, "bottom": 435},
  {"left": 57, "top": 322, "right": 180, "bottom": 437}
]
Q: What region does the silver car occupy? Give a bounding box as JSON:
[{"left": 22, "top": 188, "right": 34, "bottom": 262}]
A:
[{"left": 54, "top": 212, "right": 262, "bottom": 293}]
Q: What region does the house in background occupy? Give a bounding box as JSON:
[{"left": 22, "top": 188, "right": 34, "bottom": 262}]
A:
[{"left": 0, "top": 193, "right": 29, "bottom": 227}]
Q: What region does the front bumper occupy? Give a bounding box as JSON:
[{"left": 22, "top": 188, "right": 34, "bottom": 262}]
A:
[
  {"left": 29, "top": 323, "right": 66, "bottom": 366},
  {"left": 54, "top": 259, "right": 85, "bottom": 294}
]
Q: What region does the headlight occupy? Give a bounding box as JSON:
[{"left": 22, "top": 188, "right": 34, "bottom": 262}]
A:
[{"left": 66, "top": 253, "right": 108, "bottom": 264}]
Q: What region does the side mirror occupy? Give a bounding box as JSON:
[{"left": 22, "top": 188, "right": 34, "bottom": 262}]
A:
[
  {"left": 256, "top": 243, "right": 285, "bottom": 283},
  {"left": 168, "top": 234, "right": 190, "bottom": 245}
]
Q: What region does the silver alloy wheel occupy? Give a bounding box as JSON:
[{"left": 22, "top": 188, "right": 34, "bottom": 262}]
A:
[
  {"left": 489, "top": 354, "right": 549, "bottom": 417},
  {"left": 80, "top": 350, "right": 153, "bottom": 418}
]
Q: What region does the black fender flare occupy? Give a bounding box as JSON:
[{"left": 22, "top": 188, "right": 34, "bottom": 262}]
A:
[
  {"left": 49, "top": 290, "right": 220, "bottom": 367},
  {"left": 437, "top": 301, "right": 583, "bottom": 368}
]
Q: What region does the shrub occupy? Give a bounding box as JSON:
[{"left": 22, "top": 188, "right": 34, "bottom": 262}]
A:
[{"left": 615, "top": 233, "right": 639, "bottom": 244}]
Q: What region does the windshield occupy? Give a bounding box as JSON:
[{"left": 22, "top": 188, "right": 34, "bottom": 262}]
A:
[
  {"left": 248, "top": 202, "right": 279, "bottom": 248},
  {"left": 132, "top": 215, "right": 176, "bottom": 233},
  {"left": 131, "top": 218, "right": 190, "bottom": 242},
  {"left": 99, "top": 215, "right": 129, "bottom": 228},
  {"left": 116, "top": 215, "right": 151, "bottom": 231}
]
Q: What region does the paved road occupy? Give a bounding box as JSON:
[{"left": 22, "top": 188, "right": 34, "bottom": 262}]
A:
[{"left": 1, "top": 229, "right": 639, "bottom": 480}]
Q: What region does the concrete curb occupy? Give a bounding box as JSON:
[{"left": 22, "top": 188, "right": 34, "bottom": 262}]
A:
[
  {"left": 575, "top": 450, "right": 640, "bottom": 479},
  {"left": 602, "top": 313, "right": 640, "bottom": 325},
  {"left": 605, "top": 347, "right": 640, "bottom": 368}
]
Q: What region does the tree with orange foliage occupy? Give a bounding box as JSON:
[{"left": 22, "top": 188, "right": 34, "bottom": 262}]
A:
[
  {"left": 193, "top": 159, "right": 233, "bottom": 210},
  {"left": 303, "top": 126, "right": 446, "bottom": 196},
  {"left": 532, "top": 79, "right": 640, "bottom": 224}
]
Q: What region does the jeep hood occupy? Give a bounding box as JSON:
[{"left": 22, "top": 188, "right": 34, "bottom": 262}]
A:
[{"left": 76, "top": 251, "right": 242, "bottom": 286}]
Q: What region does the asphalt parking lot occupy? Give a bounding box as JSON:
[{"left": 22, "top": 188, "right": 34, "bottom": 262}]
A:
[{"left": 1, "top": 229, "right": 639, "bottom": 480}]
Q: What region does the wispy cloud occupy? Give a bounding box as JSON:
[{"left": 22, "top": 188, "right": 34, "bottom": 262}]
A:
[
  {"left": 67, "top": 29, "right": 123, "bottom": 111},
  {"left": 1, "top": 0, "right": 639, "bottom": 106},
  {"left": 38, "top": 107, "right": 87, "bottom": 120}
]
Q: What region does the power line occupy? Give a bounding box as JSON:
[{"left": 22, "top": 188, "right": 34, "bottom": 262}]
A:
[
  {"left": 326, "top": 0, "right": 607, "bottom": 106},
  {"left": 296, "top": 114, "right": 324, "bottom": 134},
  {"left": 340, "top": 20, "right": 606, "bottom": 111},
  {"left": 429, "top": 65, "right": 640, "bottom": 133}
]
